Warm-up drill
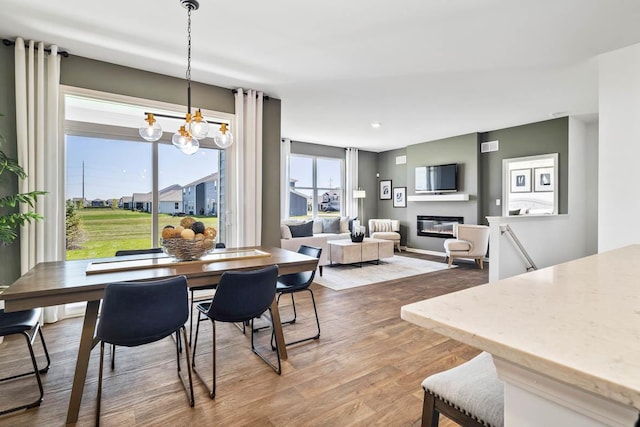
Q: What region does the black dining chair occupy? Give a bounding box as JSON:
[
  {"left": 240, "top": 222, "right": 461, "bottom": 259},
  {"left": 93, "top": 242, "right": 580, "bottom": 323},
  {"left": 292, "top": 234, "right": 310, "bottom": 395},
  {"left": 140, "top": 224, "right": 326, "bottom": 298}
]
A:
[
  {"left": 0, "top": 307, "right": 51, "bottom": 415},
  {"left": 111, "top": 247, "right": 164, "bottom": 368},
  {"left": 114, "top": 248, "right": 163, "bottom": 257},
  {"left": 95, "top": 276, "right": 194, "bottom": 425},
  {"left": 275, "top": 245, "right": 322, "bottom": 346},
  {"left": 191, "top": 265, "right": 280, "bottom": 399}
]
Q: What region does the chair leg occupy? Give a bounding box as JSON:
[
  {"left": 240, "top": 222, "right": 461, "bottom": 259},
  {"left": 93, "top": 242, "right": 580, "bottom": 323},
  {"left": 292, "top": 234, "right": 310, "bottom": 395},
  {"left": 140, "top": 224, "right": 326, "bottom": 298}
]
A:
[
  {"left": 176, "top": 327, "right": 195, "bottom": 406},
  {"left": 251, "top": 315, "right": 281, "bottom": 375},
  {"left": 479, "top": 258, "right": 484, "bottom": 269},
  {"left": 448, "top": 256, "right": 454, "bottom": 267},
  {"left": 189, "top": 289, "right": 195, "bottom": 345},
  {"left": 96, "top": 341, "right": 105, "bottom": 426},
  {"left": 282, "top": 289, "right": 321, "bottom": 347},
  {"left": 0, "top": 324, "right": 50, "bottom": 416},
  {"left": 421, "top": 391, "right": 439, "bottom": 427},
  {"left": 111, "top": 344, "right": 116, "bottom": 370},
  {"left": 191, "top": 314, "right": 217, "bottom": 399},
  {"left": 319, "top": 266, "right": 323, "bottom": 277},
  {"left": 278, "top": 292, "right": 298, "bottom": 325}
]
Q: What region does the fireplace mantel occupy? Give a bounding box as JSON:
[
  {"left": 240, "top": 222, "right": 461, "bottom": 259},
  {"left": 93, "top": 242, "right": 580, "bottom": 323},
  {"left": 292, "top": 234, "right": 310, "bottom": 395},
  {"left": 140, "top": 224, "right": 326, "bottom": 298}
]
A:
[{"left": 407, "top": 193, "right": 469, "bottom": 202}]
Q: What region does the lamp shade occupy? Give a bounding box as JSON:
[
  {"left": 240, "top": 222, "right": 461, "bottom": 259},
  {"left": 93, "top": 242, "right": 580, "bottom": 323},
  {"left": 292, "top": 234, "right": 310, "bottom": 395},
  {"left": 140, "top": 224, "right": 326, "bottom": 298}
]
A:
[{"left": 353, "top": 190, "right": 366, "bottom": 199}]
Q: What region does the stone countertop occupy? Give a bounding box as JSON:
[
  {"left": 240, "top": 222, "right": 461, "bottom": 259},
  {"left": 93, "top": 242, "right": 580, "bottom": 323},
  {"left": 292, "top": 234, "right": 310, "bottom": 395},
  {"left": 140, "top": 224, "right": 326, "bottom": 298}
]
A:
[{"left": 401, "top": 244, "right": 640, "bottom": 410}]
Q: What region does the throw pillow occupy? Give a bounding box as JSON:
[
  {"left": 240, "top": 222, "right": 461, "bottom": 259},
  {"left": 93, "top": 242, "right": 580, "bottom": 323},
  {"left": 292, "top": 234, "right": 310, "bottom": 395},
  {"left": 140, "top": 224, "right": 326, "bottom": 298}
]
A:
[
  {"left": 339, "top": 216, "right": 350, "bottom": 233},
  {"left": 288, "top": 221, "right": 314, "bottom": 238},
  {"left": 322, "top": 217, "right": 340, "bottom": 234},
  {"left": 280, "top": 224, "right": 293, "bottom": 240}
]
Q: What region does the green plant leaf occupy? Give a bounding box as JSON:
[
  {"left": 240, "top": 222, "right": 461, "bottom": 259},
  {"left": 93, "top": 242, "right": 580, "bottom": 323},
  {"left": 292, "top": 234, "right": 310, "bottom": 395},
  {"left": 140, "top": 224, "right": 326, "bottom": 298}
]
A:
[{"left": 0, "top": 191, "right": 47, "bottom": 208}]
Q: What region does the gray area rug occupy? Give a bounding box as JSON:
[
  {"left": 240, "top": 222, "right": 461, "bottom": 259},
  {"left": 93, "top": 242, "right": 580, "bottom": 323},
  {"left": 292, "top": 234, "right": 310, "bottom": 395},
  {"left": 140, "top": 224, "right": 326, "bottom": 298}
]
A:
[{"left": 314, "top": 255, "right": 454, "bottom": 291}]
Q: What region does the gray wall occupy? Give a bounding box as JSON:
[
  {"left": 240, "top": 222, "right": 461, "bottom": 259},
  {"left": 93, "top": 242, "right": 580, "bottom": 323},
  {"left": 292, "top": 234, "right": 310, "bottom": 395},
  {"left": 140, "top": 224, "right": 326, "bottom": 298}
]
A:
[
  {"left": 375, "top": 149, "right": 408, "bottom": 244},
  {"left": 479, "top": 118, "right": 569, "bottom": 220},
  {"left": 0, "top": 47, "right": 20, "bottom": 286},
  {"left": 406, "top": 133, "right": 480, "bottom": 251},
  {"left": 358, "top": 150, "right": 378, "bottom": 228}
]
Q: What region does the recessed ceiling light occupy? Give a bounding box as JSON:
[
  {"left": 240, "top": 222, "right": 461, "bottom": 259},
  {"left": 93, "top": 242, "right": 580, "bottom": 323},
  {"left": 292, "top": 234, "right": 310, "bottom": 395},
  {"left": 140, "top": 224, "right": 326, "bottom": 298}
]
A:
[{"left": 371, "top": 122, "right": 381, "bottom": 128}]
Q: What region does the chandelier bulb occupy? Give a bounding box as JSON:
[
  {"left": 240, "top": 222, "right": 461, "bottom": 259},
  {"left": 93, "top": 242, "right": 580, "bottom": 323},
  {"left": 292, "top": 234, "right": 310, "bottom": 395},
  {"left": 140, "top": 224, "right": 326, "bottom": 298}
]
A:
[
  {"left": 138, "top": 113, "right": 162, "bottom": 142},
  {"left": 180, "top": 137, "right": 200, "bottom": 155},
  {"left": 189, "top": 109, "right": 210, "bottom": 139},
  {"left": 214, "top": 123, "right": 234, "bottom": 149}
]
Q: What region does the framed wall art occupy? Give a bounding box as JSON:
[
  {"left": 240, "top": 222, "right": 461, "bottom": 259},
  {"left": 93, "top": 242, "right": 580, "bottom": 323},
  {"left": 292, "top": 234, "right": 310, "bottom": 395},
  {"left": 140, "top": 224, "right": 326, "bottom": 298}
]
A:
[
  {"left": 510, "top": 169, "right": 531, "bottom": 193},
  {"left": 393, "top": 187, "right": 406, "bottom": 208},
  {"left": 379, "top": 180, "right": 392, "bottom": 200}
]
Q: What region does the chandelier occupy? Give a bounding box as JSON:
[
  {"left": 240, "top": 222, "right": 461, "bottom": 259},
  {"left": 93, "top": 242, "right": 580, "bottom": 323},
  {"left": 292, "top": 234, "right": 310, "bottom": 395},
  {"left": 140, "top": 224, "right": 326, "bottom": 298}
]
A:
[{"left": 138, "top": 0, "right": 233, "bottom": 154}]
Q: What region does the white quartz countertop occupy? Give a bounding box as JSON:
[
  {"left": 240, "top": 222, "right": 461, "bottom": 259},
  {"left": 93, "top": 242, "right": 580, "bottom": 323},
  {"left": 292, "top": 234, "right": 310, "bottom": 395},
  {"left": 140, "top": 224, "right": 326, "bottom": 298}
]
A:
[{"left": 401, "top": 244, "right": 640, "bottom": 410}]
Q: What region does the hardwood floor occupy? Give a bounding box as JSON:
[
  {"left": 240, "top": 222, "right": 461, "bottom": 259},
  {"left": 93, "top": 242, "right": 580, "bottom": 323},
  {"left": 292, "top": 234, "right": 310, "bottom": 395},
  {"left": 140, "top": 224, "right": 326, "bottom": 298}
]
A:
[{"left": 0, "top": 253, "right": 488, "bottom": 426}]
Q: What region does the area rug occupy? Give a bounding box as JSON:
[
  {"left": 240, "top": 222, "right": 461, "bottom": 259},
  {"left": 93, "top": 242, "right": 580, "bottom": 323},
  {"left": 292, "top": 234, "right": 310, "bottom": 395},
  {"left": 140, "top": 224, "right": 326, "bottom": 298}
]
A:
[{"left": 314, "top": 255, "right": 455, "bottom": 291}]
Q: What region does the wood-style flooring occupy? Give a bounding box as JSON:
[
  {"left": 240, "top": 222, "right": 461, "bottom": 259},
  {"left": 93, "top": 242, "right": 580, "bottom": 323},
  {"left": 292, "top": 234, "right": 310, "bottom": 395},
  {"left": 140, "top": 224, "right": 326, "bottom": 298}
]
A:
[{"left": 0, "top": 253, "right": 488, "bottom": 426}]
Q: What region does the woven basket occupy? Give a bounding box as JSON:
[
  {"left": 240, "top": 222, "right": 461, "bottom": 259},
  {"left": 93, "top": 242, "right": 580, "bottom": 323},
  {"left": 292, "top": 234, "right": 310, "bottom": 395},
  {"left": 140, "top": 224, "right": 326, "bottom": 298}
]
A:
[{"left": 160, "top": 238, "right": 214, "bottom": 261}]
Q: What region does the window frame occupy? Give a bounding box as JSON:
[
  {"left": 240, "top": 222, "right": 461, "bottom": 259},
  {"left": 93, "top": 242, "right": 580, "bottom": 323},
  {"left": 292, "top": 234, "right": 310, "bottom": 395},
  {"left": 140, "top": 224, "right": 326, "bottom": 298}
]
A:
[
  {"left": 288, "top": 153, "right": 344, "bottom": 219},
  {"left": 61, "top": 85, "right": 233, "bottom": 255}
]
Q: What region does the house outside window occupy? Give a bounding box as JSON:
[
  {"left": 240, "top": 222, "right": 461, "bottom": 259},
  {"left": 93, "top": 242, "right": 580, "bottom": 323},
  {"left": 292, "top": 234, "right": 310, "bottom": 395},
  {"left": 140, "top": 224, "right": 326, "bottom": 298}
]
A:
[{"left": 288, "top": 155, "right": 343, "bottom": 219}]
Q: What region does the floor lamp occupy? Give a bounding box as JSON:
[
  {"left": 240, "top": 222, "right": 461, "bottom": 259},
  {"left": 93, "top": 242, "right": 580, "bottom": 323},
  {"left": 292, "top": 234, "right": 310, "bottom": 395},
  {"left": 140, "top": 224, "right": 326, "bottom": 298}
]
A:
[{"left": 353, "top": 189, "right": 366, "bottom": 234}]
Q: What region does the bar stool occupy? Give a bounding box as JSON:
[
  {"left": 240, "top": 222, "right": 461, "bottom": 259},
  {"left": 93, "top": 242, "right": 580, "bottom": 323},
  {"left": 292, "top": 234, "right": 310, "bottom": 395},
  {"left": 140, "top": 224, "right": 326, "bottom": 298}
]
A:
[
  {"left": 0, "top": 307, "right": 51, "bottom": 415},
  {"left": 421, "top": 352, "right": 504, "bottom": 427}
]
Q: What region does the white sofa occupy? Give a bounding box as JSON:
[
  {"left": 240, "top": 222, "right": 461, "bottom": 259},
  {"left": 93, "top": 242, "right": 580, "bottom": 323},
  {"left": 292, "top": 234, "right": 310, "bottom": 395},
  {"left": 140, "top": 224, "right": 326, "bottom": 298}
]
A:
[{"left": 280, "top": 217, "right": 351, "bottom": 275}]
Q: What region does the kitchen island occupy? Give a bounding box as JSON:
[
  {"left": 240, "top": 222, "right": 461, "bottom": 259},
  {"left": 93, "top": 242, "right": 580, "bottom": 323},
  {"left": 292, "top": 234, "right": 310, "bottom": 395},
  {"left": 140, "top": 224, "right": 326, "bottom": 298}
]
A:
[{"left": 402, "top": 245, "right": 640, "bottom": 426}]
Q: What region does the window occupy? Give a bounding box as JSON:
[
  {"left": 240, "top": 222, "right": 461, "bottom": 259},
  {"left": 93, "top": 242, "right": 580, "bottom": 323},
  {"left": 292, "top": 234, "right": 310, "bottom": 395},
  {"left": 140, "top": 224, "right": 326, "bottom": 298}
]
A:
[
  {"left": 288, "top": 155, "right": 343, "bottom": 219},
  {"left": 63, "top": 89, "right": 227, "bottom": 260}
]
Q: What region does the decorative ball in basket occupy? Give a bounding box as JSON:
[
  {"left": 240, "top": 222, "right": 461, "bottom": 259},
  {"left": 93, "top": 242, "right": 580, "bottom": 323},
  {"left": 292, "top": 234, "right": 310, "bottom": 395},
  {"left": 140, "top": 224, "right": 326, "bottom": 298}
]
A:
[{"left": 160, "top": 217, "right": 217, "bottom": 261}]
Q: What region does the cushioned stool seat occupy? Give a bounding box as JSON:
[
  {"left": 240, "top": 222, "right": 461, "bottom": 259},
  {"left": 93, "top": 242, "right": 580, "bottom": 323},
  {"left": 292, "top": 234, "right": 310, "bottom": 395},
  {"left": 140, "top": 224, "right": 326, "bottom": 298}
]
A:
[
  {"left": 421, "top": 352, "right": 504, "bottom": 427},
  {"left": 443, "top": 239, "right": 471, "bottom": 252}
]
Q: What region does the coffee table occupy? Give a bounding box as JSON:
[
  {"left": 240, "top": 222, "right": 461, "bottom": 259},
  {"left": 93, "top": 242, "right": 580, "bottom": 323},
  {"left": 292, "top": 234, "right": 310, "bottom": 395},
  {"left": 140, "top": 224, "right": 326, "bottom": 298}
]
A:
[{"left": 328, "top": 238, "right": 394, "bottom": 266}]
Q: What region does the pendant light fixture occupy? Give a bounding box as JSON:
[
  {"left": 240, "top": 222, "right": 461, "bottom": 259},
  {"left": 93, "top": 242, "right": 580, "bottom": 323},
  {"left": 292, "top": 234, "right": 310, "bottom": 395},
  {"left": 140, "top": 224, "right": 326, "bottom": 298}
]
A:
[{"left": 138, "top": 0, "right": 233, "bottom": 154}]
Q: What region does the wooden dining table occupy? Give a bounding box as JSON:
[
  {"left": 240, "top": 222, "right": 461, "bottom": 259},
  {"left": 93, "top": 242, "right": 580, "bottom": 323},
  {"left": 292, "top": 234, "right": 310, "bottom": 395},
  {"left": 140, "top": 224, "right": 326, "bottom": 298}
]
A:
[{"left": 2, "top": 245, "right": 318, "bottom": 424}]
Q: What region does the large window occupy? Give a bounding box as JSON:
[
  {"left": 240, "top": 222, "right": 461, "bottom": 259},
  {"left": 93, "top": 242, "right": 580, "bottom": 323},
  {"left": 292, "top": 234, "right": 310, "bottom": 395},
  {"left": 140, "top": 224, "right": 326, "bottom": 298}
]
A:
[
  {"left": 63, "top": 90, "right": 227, "bottom": 260},
  {"left": 288, "top": 155, "right": 343, "bottom": 219}
]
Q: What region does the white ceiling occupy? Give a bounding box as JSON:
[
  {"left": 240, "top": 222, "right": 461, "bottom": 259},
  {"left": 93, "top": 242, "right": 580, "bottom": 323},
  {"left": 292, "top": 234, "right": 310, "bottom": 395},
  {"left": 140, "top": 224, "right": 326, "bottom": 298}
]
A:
[{"left": 2, "top": 0, "right": 640, "bottom": 152}]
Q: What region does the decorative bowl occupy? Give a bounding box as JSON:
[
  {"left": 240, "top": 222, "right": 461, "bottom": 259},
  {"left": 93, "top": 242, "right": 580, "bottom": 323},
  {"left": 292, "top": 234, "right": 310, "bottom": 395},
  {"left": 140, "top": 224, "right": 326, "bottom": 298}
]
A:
[
  {"left": 351, "top": 233, "right": 365, "bottom": 243},
  {"left": 160, "top": 237, "right": 214, "bottom": 261}
]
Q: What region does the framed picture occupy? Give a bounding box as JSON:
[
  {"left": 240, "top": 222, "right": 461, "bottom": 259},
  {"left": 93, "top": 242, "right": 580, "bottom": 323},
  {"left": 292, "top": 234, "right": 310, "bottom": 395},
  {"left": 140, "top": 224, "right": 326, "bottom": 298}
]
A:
[
  {"left": 393, "top": 187, "right": 406, "bottom": 208},
  {"left": 510, "top": 169, "right": 531, "bottom": 193},
  {"left": 534, "top": 167, "right": 554, "bottom": 192},
  {"left": 379, "top": 180, "right": 392, "bottom": 200}
]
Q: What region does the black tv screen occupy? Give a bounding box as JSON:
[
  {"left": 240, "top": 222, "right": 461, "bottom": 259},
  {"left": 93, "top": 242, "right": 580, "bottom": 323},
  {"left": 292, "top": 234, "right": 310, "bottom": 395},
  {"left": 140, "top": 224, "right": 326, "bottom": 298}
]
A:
[{"left": 415, "top": 163, "right": 458, "bottom": 193}]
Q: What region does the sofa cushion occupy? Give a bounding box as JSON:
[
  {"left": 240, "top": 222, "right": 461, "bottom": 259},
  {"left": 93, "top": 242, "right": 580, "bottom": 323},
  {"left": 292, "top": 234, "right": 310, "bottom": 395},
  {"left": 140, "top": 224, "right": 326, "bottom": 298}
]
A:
[
  {"left": 312, "top": 219, "right": 324, "bottom": 234},
  {"left": 322, "top": 217, "right": 340, "bottom": 233},
  {"left": 371, "top": 231, "right": 400, "bottom": 241},
  {"left": 289, "top": 221, "right": 314, "bottom": 238},
  {"left": 444, "top": 239, "right": 471, "bottom": 252}
]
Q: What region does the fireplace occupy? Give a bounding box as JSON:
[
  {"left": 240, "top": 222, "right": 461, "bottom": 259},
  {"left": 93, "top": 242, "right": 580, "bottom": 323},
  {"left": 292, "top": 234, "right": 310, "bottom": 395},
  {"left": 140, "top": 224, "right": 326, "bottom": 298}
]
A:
[{"left": 417, "top": 215, "right": 464, "bottom": 238}]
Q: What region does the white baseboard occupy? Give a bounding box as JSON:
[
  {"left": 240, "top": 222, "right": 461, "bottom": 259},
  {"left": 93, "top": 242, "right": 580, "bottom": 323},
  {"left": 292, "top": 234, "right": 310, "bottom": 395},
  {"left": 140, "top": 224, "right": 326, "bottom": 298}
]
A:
[
  {"left": 404, "top": 247, "right": 447, "bottom": 257},
  {"left": 404, "top": 247, "right": 489, "bottom": 264}
]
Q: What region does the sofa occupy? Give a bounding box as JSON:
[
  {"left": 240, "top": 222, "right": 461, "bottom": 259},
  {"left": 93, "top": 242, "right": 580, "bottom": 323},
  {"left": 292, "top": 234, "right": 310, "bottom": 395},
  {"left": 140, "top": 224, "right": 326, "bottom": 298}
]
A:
[{"left": 280, "top": 217, "right": 351, "bottom": 275}]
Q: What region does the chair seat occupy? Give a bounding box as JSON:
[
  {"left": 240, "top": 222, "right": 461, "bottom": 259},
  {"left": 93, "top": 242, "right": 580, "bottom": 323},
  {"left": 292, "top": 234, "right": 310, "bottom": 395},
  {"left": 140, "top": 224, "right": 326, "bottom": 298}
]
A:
[
  {"left": 422, "top": 352, "right": 504, "bottom": 427},
  {"left": 370, "top": 231, "right": 400, "bottom": 240},
  {"left": 0, "top": 308, "right": 41, "bottom": 336},
  {"left": 444, "top": 239, "right": 471, "bottom": 252}
]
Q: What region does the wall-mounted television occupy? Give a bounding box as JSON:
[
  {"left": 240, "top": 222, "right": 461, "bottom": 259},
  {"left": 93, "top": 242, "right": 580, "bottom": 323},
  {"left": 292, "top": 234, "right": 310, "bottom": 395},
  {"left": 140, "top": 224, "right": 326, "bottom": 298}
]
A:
[{"left": 415, "top": 163, "right": 458, "bottom": 193}]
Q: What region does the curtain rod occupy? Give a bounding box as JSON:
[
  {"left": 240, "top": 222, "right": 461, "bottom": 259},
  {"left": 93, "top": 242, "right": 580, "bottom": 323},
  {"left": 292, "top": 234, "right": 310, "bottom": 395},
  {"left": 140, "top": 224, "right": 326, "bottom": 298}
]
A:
[{"left": 3, "top": 38, "right": 70, "bottom": 57}]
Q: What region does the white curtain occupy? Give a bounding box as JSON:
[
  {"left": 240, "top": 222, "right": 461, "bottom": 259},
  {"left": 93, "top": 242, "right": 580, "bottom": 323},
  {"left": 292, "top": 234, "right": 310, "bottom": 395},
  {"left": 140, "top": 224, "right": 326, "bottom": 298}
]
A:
[
  {"left": 281, "top": 138, "right": 291, "bottom": 219},
  {"left": 345, "top": 147, "right": 359, "bottom": 219},
  {"left": 227, "top": 88, "right": 263, "bottom": 247},
  {"left": 14, "top": 38, "right": 65, "bottom": 322}
]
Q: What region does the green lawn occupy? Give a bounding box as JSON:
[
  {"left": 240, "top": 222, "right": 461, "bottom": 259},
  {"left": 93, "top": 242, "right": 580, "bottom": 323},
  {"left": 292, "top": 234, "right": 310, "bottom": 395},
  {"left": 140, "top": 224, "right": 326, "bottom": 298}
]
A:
[{"left": 66, "top": 208, "right": 219, "bottom": 260}]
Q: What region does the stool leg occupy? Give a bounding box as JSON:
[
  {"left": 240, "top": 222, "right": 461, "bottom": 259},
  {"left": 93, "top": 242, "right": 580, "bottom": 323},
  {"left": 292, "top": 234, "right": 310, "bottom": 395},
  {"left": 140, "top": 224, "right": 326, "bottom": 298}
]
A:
[{"left": 421, "top": 391, "right": 439, "bottom": 427}]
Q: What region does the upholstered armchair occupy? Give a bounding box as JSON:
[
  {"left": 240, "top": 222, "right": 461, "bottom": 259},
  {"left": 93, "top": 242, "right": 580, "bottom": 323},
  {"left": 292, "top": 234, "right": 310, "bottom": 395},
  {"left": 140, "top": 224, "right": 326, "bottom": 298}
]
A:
[
  {"left": 368, "top": 219, "right": 401, "bottom": 252},
  {"left": 443, "top": 224, "right": 490, "bottom": 269}
]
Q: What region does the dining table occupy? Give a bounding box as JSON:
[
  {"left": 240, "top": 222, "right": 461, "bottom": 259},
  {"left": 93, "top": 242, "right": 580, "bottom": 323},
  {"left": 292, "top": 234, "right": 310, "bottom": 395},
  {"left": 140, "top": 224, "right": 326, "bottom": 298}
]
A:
[{"left": 2, "top": 245, "right": 319, "bottom": 425}]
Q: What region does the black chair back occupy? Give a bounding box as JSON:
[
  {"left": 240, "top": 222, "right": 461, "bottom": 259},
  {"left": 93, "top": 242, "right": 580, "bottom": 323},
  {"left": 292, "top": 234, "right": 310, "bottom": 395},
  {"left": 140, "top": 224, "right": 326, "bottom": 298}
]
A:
[
  {"left": 278, "top": 245, "right": 322, "bottom": 290},
  {"left": 97, "top": 276, "right": 189, "bottom": 347},
  {"left": 207, "top": 265, "right": 278, "bottom": 323},
  {"left": 215, "top": 243, "right": 226, "bottom": 249},
  {"left": 115, "top": 248, "right": 163, "bottom": 256}
]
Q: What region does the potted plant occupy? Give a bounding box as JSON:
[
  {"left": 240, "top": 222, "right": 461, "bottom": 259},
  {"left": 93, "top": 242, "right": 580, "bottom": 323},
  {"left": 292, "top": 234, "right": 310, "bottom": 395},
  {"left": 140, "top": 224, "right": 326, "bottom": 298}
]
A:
[{"left": 0, "top": 122, "right": 46, "bottom": 246}]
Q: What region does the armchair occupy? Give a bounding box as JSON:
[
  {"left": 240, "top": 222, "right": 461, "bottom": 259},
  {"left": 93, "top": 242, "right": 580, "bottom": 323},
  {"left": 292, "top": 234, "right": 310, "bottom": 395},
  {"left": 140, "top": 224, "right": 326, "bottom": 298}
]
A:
[
  {"left": 443, "top": 224, "right": 490, "bottom": 269},
  {"left": 368, "top": 219, "right": 401, "bottom": 251}
]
